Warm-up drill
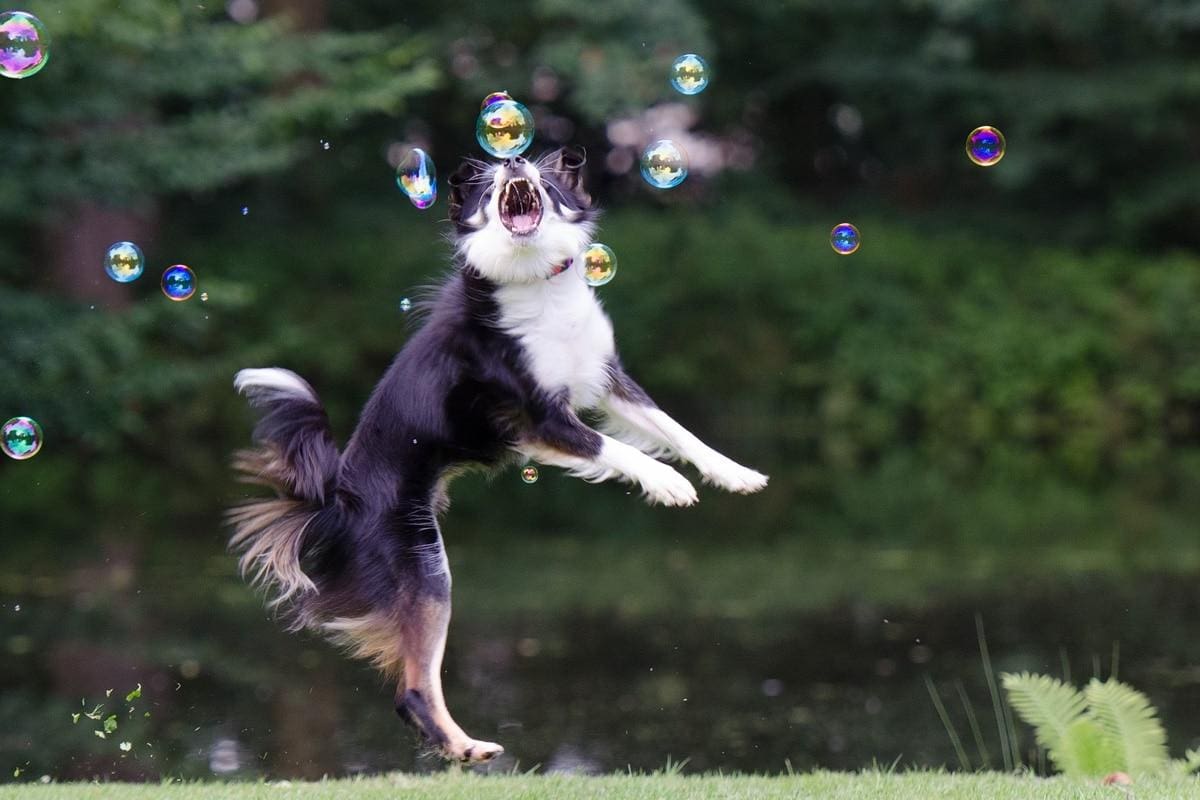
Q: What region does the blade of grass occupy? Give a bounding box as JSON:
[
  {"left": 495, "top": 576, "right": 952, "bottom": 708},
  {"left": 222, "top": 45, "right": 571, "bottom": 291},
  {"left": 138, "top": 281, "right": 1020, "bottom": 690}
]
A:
[
  {"left": 976, "top": 613, "right": 1012, "bottom": 771},
  {"left": 925, "top": 674, "right": 970, "bottom": 771},
  {"left": 955, "top": 678, "right": 990, "bottom": 769}
]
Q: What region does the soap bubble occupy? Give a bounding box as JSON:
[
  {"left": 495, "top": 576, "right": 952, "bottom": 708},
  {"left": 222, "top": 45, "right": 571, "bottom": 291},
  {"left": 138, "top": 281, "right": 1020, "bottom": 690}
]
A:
[
  {"left": 640, "top": 140, "right": 688, "bottom": 189},
  {"left": 830, "top": 222, "right": 860, "bottom": 255},
  {"left": 396, "top": 148, "right": 437, "bottom": 209},
  {"left": 476, "top": 98, "right": 534, "bottom": 158},
  {"left": 520, "top": 465, "right": 539, "bottom": 484},
  {"left": 241, "top": 206, "right": 249, "bottom": 216},
  {"left": 161, "top": 265, "right": 196, "bottom": 301},
  {"left": 966, "top": 125, "right": 1006, "bottom": 167},
  {"left": 399, "top": 297, "right": 412, "bottom": 313},
  {"left": 0, "top": 11, "right": 49, "bottom": 80},
  {"left": 480, "top": 90, "right": 511, "bottom": 109},
  {"left": 2, "top": 416, "right": 42, "bottom": 460},
  {"left": 200, "top": 292, "right": 209, "bottom": 302},
  {"left": 577, "top": 243, "right": 617, "bottom": 287},
  {"left": 670, "top": 53, "right": 708, "bottom": 95},
  {"left": 104, "top": 242, "right": 145, "bottom": 283}
]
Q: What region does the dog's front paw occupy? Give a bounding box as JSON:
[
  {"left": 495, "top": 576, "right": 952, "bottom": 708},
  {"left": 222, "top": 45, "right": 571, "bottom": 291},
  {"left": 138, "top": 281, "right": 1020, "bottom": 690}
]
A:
[
  {"left": 699, "top": 455, "right": 769, "bottom": 494},
  {"left": 639, "top": 461, "right": 698, "bottom": 507}
]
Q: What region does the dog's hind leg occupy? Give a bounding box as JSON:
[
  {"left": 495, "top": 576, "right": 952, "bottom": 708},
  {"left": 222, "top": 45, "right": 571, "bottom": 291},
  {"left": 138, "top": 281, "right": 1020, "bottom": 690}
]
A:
[{"left": 392, "top": 532, "right": 503, "bottom": 764}]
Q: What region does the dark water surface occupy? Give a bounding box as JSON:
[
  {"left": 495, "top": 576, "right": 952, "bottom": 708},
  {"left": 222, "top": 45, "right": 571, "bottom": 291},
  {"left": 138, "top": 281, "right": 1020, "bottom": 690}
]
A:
[{"left": 3, "top": 567, "right": 1199, "bottom": 781}]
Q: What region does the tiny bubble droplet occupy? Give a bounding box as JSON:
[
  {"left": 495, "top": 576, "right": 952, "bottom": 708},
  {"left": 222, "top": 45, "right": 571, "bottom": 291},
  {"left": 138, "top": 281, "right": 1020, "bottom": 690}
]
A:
[
  {"left": 520, "top": 465, "right": 539, "bottom": 484},
  {"left": 399, "top": 297, "right": 412, "bottom": 312},
  {"left": 321, "top": 139, "right": 330, "bottom": 151},
  {"left": 200, "top": 292, "right": 209, "bottom": 302},
  {"left": 241, "top": 206, "right": 249, "bottom": 216}
]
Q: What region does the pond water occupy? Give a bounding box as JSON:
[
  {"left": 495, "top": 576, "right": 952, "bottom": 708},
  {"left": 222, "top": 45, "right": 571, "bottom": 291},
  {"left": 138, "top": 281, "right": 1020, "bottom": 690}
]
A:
[{"left": 3, "top": 565, "right": 1199, "bottom": 781}]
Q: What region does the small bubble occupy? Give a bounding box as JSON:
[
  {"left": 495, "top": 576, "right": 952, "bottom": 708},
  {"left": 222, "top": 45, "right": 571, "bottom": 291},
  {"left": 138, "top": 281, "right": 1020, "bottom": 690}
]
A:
[
  {"left": 576, "top": 243, "right": 617, "bottom": 287},
  {"left": 669, "top": 53, "right": 708, "bottom": 95},
  {"left": 480, "top": 90, "right": 511, "bottom": 109},
  {"left": 396, "top": 148, "right": 437, "bottom": 209},
  {"left": 2, "top": 417, "right": 43, "bottom": 460},
  {"left": 320, "top": 139, "right": 330, "bottom": 151},
  {"left": 161, "top": 265, "right": 196, "bottom": 301},
  {"left": 476, "top": 98, "right": 535, "bottom": 158},
  {"left": 241, "top": 206, "right": 249, "bottom": 216},
  {"left": 104, "top": 242, "right": 145, "bottom": 283},
  {"left": 200, "top": 292, "right": 209, "bottom": 302},
  {"left": 520, "top": 465, "right": 539, "bottom": 484},
  {"left": 966, "top": 125, "right": 1005, "bottom": 167},
  {"left": 830, "top": 222, "right": 860, "bottom": 255},
  {"left": 0, "top": 11, "right": 50, "bottom": 80},
  {"left": 399, "top": 297, "right": 412, "bottom": 313},
  {"left": 640, "top": 140, "right": 688, "bottom": 189}
]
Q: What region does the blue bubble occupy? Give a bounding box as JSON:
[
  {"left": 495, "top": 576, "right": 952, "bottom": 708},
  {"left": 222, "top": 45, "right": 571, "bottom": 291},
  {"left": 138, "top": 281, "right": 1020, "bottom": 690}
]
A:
[
  {"left": 966, "top": 126, "right": 1006, "bottom": 167},
  {"left": 830, "top": 223, "right": 860, "bottom": 255},
  {"left": 2, "top": 416, "right": 42, "bottom": 460},
  {"left": 161, "top": 265, "right": 196, "bottom": 301}
]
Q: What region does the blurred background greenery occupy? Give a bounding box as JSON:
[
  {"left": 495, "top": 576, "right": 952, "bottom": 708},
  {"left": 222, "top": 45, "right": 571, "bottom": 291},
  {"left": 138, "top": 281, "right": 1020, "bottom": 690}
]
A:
[{"left": 2, "top": 0, "right": 1199, "bottom": 784}]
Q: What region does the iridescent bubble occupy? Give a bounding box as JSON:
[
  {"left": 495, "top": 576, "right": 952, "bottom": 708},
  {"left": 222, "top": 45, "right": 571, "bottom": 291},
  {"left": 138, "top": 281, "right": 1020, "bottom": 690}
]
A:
[
  {"left": 399, "top": 297, "right": 412, "bottom": 313},
  {"left": 670, "top": 53, "right": 708, "bottom": 95},
  {"left": 577, "top": 243, "right": 617, "bottom": 287},
  {"left": 640, "top": 140, "right": 688, "bottom": 189},
  {"left": 476, "top": 98, "right": 534, "bottom": 158},
  {"left": 104, "top": 241, "right": 145, "bottom": 283},
  {"left": 2, "top": 416, "right": 43, "bottom": 460},
  {"left": 396, "top": 148, "right": 437, "bottom": 209},
  {"left": 480, "top": 90, "right": 511, "bottom": 109},
  {"left": 966, "top": 125, "right": 1006, "bottom": 167},
  {"left": 161, "top": 265, "right": 196, "bottom": 301},
  {"left": 241, "top": 206, "right": 249, "bottom": 216},
  {"left": 520, "top": 465, "right": 539, "bottom": 484},
  {"left": 830, "top": 222, "right": 860, "bottom": 255},
  {"left": 0, "top": 11, "right": 49, "bottom": 80}
]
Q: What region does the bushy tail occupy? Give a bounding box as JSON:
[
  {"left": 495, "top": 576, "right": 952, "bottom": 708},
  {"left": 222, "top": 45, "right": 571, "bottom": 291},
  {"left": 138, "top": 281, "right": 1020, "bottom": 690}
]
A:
[{"left": 227, "top": 367, "right": 340, "bottom": 614}]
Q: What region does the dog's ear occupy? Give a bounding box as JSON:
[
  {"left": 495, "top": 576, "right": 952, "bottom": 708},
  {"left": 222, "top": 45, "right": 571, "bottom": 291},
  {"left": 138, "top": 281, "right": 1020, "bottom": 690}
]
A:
[
  {"left": 546, "top": 146, "right": 591, "bottom": 207},
  {"left": 448, "top": 160, "right": 482, "bottom": 225}
]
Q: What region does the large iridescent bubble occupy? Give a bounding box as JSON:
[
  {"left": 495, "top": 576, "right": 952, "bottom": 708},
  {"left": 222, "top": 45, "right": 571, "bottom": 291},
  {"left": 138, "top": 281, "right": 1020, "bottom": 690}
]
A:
[
  {"left": 2, "top": 416, "right": 43, "bottom": 460},
  {"left": 640, "top": 140, "right": 689, "bottom": 189},
  {"left": 104, "top": 241, "right": 145, "bottom": 283},
  {"left": 0, "top": 11, "right": 49, "bottom": 80},
  {"left": 476, "top": 99, "right": 534, "bottom": 158},
  {"left": 670, "top": 54, "right": 709, "bottom": 95},
  {"left": 396, "top": 148, "right": 437, "bottom": 209}
]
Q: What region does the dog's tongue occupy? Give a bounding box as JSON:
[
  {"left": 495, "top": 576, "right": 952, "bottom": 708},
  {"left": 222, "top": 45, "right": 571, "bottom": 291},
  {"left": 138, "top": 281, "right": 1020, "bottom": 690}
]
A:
[{"left": 512, "top": 213, "right": 537, "bottom": 233}]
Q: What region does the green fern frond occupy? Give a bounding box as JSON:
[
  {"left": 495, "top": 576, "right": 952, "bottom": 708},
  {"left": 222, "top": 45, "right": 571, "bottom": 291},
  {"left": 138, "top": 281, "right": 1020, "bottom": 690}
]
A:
[
  {"left": 1085, "top": 678, "right": 1168, "bottom": 774},
  {"left": 1001, "top": 672, "right": 1088, "bottom": 755},
  {"left": 1055, "top": 718, "right": 1121, "bottom": 777}
]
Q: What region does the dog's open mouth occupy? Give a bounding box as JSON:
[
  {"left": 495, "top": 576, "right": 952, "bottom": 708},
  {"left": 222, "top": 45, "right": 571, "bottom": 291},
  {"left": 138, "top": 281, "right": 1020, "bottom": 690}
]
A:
[{"left": 499, "top": 178, "right": 543, "bottom": 236}]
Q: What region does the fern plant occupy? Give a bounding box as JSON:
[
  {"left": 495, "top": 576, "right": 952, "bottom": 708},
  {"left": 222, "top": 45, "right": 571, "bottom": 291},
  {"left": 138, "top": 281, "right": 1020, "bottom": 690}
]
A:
[{"left": 1001, "top": 673, "right": 1171, "bottom": 777}]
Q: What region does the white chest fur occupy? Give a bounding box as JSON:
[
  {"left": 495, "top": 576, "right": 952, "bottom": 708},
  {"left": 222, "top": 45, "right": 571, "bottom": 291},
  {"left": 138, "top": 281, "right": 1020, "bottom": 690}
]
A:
[{"left": 494, "top": 270, "right": 616, "bottom": 409}]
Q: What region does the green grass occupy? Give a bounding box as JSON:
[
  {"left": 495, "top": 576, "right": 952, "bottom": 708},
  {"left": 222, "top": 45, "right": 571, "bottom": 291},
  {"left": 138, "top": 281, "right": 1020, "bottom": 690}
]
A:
[{"left": 3, "top": 772, "right": 1198, "bottom": 799}]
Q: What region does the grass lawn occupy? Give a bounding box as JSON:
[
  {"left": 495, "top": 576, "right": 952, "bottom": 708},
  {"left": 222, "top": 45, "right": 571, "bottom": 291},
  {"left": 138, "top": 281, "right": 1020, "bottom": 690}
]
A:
[{"left": 3, "top": 772, "right": 1197, "bottom": 800}]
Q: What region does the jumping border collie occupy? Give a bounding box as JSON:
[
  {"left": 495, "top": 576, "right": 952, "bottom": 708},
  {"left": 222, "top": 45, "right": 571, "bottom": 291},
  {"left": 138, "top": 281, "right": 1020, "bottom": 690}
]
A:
[{"left": 228, "top": 147, "right": 768, "bottom": 763}]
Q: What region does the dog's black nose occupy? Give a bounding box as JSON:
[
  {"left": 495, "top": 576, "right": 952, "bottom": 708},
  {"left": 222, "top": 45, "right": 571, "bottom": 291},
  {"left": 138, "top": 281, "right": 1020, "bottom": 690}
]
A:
[{"left": 504, "top": 156, "right": 527, "bottom": 168}]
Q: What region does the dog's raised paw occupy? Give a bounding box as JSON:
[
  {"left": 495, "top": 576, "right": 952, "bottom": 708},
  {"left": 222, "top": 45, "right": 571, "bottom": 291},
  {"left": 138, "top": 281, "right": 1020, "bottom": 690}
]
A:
[
  {"left": 700, "top": 457, "right": 769, "bottom": 494},
  {"left": 640, "top": 461, "right": 699, "bottom": 507},
  {"left": 448, "top": 739, "right": 504, "bottom": 763}
]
